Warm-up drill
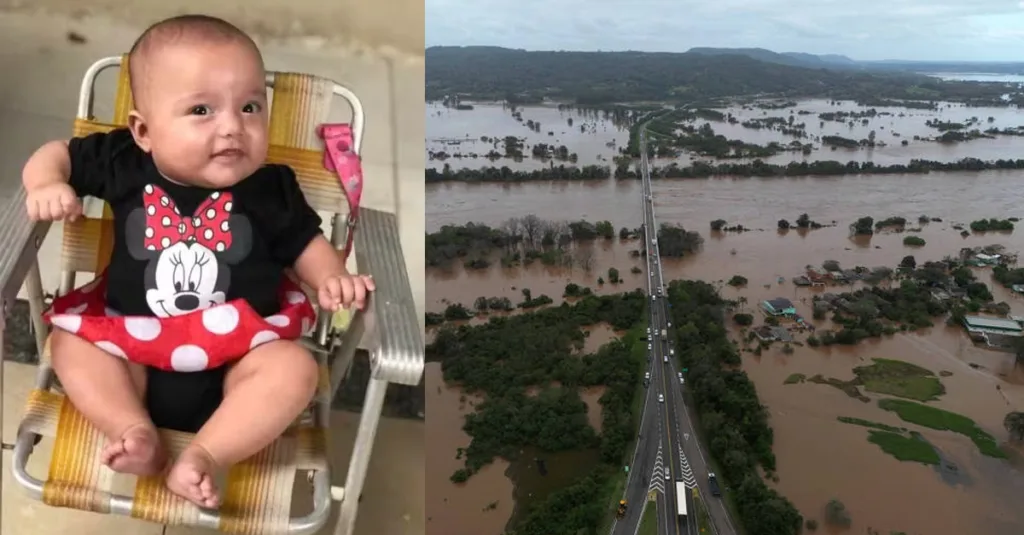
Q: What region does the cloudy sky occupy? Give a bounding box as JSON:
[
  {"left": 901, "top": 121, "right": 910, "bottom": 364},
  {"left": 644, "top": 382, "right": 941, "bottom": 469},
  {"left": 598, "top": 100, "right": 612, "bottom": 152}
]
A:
[{"left": 425, "top": 0, "right": 1024, "bottom": 61}]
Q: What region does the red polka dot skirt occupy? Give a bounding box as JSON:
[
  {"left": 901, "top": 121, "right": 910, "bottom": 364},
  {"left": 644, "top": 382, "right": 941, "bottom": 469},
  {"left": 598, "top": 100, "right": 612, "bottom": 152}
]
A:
[{"left": 43, "top": 273, "right": 317, "bottom": 372}]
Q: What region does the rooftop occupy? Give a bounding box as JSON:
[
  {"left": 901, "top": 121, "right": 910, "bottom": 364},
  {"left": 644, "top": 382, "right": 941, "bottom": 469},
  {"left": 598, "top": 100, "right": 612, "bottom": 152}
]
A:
[
  {"left": 767, "top": 297, "right": 794, "bottom": 309},
  {"left": 963, "top": 315, "right": 1023, "bottom": 332}
]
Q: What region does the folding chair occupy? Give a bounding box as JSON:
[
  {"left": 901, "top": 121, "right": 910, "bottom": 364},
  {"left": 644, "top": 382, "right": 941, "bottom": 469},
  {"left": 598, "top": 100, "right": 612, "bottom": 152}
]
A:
[{"left": 0, "top": 55, "right": 423, "bottom": 534}]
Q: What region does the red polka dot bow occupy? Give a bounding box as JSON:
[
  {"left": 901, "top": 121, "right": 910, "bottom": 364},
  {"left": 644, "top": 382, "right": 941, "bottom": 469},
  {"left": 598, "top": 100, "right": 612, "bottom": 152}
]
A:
[{"left": 143, "top": 185, "right": 234, "bottom": 252}]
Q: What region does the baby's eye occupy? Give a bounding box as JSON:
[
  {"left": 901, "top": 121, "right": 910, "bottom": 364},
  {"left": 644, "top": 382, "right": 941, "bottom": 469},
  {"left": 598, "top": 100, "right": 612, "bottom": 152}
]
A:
[
  {"left": 189, "top": 105, "right": 211, "bottom": 116},
  {"left": 242, "top": 102, "right": 262, "bottom": 114}
]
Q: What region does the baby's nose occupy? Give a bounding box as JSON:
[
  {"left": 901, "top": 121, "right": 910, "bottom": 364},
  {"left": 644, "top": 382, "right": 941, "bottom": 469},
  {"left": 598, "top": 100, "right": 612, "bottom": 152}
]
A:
[{"left": 218, "top": 112, "right": 244, "bottom": 136}]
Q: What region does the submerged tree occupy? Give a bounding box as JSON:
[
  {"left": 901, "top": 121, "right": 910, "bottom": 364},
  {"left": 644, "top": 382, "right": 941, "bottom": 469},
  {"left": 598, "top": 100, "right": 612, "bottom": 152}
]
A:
[{"left": 1006, "top": 411, "right": 1024, "bottom": 442}]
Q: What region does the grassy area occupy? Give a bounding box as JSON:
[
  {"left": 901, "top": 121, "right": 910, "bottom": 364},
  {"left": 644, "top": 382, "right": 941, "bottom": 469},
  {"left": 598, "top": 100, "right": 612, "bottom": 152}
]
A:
[
  {"left": 784, "top": 373, "right": 806, "bottom": 384},
  {"left": 836, "top": 416, "right": 905, "bottom": 433},
  {"left": 694, "top": 490, "right": 713, "bottom": 534},
  {"left": 856, "top": 358, "right": 945, "bottom": 401},
  {"left": 838, "top": 416, "right": 941, "bottom": 465},
  {"left": 805, "top": 358, "right": 945, "bottom": 403},
  {"left": 867, "top": 430, "right": 941, "bottom": 465},
  {"left": 638, "top": 500, "right": 659, "bottom": 535},
  {"left": 878, "top": 398, "right": 1006, "bottom": 458}
]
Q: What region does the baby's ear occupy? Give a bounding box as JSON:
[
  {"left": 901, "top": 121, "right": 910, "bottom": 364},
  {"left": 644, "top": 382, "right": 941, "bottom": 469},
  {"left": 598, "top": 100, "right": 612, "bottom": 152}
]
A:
[
  {"left": 126, "top": 111, "right": 152, "bottom": 153},
  {"left": 217, "top": 214, "right": 252, "bottom": 265},
  {"left": 125, "top": 208, "right": 160, "bottom": 261}
]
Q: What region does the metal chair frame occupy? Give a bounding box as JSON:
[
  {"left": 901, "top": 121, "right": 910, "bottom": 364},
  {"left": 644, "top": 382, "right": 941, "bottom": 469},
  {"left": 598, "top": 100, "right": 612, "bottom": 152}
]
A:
[{"left": 0, "top": 56, "right": 423, "bottom": 535}]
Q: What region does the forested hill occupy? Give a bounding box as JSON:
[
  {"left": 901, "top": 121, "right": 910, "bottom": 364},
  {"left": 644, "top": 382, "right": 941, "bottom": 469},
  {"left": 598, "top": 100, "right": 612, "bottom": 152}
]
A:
[{"left": 425, "top": 46, "right": 1013, "bottom": 105}]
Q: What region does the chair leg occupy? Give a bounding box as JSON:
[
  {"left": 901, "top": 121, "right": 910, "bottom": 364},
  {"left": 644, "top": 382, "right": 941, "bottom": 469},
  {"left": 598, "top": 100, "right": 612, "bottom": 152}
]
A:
[
  {"left": 25, "top": 260, "right": 48, "bottom": 358},
  {"left": 332, "top": 377, "right": 388, "bottom": 535}
]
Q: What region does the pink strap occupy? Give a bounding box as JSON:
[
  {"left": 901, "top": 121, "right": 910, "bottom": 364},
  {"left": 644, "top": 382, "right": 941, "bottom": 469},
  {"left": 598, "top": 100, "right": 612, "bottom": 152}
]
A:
[{"left": 316, "top": 124, "right": 363, "bottom": 260}]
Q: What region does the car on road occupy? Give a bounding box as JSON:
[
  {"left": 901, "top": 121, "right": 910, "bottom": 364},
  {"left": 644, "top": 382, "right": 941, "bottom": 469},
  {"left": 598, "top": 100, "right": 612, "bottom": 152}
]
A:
[
  {"left": 663, "top": 355, "right": 668, "bottom": 363},
  {"left": 678, "top": 372, "right": 685, "bottom": 385},
  {"left": 647, "top": 343, "right": 652, "bottom": 351},
  {"left": 658, "top": 393, "right": 664, "bottom": 403},
  {"left": 645, "top": 371, "right": 650, "bottom": 380},
  {"left": 708, "top": 472, "right": 721, "bottom": 497}
]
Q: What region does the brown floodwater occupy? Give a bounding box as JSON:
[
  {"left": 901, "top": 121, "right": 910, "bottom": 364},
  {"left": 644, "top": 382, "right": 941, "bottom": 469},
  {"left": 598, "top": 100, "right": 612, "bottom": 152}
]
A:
[
  {"left": 425, "top": 362, "right": 514, "bottom": 535},
  {"left": 426, "top": 99, "right": 1024, "bottom": 172},
  {"left": 426, "top": 171, "right": 1024, "bottom": 535}
]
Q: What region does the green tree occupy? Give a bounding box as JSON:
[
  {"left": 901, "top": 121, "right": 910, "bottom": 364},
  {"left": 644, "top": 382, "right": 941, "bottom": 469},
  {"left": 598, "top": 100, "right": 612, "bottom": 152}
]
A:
[{"left": 1005, "top": 411, "right": 1024, "bottom": 441}]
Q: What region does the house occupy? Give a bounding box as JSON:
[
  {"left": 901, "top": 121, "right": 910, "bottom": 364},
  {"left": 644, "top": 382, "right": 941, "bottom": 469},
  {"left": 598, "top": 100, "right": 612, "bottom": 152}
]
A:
[
  {"left": 753, "top": 325, "right": 794, "bottom": 342},
  {"left": 762, "top": 298, "right": 796, "bottom": 316},
  {"left": 975, "top": 253, "right": 1001, "bottom": 266},
  {"left": 806, "top": 267, "right": 828, "bottom": 282},
  {"left": 963, "top": 315, "right": 1024, "bottom": 349}
]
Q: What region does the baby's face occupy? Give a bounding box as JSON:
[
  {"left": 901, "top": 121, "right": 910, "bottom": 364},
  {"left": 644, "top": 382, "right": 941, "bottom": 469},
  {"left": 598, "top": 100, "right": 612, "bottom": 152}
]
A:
[{"left": 136, "top": 40, "right": 268, "bottom": 189}]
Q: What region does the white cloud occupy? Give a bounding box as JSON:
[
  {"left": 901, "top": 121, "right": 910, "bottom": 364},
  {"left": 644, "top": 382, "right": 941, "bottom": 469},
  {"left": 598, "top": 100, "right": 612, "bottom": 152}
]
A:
[{"left": 426, "top": 0, "right": 1024, "bottom": 60}]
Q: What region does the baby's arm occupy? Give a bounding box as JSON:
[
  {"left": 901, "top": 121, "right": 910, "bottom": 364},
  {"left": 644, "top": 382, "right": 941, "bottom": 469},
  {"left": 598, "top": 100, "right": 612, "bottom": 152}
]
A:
[
  {"left": 268, "top": 165, "right": 373, "bottom": 311},
  {"left": 293, "top": 237, "right": 373, "bottom": 310},
  {"left": 23, "top": 130, "right": 131, "bottom": 221},
  {"left": 22, "top": 141, "right": 82, "bottom": 221},
  {"left": 23, "top": 140, "right": 72, "bottom": 189},
  {"left": 292, "top": 236, "right": 347, "bottom": 289}
]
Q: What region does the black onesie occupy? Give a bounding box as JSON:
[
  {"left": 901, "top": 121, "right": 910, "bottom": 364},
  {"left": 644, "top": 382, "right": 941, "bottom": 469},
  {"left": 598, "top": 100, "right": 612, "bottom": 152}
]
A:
[{"left": 64, "top": 128, "right": 323, "bottom": 432}]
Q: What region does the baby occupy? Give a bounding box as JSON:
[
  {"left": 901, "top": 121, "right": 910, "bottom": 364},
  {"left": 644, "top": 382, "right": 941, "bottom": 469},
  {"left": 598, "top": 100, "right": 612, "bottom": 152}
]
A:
[{"left": 21, "top": 15, "right": 373, "bottom": 509}]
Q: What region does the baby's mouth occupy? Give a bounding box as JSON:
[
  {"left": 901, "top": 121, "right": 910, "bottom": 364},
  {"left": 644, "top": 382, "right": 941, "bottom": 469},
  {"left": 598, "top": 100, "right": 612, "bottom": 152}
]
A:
[{"left": 213, "top": 149, "right": 244, "bottom": 159}]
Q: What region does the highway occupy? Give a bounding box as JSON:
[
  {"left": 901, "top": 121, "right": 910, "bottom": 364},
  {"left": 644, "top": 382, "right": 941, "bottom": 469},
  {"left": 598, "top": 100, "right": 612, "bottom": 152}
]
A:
[{"left": 611, "top": 129, "right": 739, "bottom": 535}]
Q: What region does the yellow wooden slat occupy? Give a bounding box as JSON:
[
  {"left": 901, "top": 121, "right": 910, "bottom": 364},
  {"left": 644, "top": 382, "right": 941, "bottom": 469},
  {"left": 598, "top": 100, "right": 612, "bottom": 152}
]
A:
[
  {"left": 41, "top": 396, "right": 110, "bottom": 512},
  {"left": 23, "top": 337, "right": 329, "bottom": 529},
  {"left": 113, "top": 53, "right": 134, "bottom": 125}
]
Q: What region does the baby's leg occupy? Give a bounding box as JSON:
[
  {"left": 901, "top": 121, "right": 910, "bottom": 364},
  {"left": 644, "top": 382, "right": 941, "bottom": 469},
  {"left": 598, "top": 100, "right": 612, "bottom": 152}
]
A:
[
  {"left": 49, "top": 328, "right": 166, "bottom": 475},
  {"left": 165, "top": 340, "right": 318, "bottom": 508}
]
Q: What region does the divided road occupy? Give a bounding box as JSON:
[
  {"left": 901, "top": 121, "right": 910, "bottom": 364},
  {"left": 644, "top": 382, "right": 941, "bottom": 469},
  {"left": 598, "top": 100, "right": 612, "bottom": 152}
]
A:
[{"left": 612, "top": 130, "right": 739, "bottom": 535}]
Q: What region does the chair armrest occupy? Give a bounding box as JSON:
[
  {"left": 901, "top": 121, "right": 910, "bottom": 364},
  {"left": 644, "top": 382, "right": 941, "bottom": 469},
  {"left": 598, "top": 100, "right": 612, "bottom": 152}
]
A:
[
  {"left": 0, "top": 186, "right": 51, "bottom": 303},
  {"left": 352, "top": 208, "right": 423, "bottom": 386}
]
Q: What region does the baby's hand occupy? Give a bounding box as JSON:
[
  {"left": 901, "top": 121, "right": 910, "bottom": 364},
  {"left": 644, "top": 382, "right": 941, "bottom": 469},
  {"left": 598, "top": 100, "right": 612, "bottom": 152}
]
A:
[
  {"left": 25, "top": 183, "right": 82, "bottom": 222},
  {"left": 318, "top": 273, "right": 375, "bottom": 312}
]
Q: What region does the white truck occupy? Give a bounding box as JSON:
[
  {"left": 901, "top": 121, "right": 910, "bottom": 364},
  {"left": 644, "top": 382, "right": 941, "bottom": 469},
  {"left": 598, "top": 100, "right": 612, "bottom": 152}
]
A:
[
  {"left": 675, "top": 481, "right": 688, "bottom": 518},
  {"left": 660, "top": 328, "right": 667, "bottom": 337}
]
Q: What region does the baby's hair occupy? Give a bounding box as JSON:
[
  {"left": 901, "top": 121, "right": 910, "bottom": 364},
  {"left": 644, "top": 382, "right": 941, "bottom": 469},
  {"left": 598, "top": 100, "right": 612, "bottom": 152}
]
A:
[{"left": 127, "top": 14, "right": 263, "bottom": 106}]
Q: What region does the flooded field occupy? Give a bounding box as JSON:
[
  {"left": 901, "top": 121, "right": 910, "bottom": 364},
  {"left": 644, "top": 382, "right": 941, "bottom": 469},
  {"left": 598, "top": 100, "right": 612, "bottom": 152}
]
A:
[
  {"left": 426, "top": 98, "right": 1024, "bottom": 171},
  {"left": 426, "top": 169, "right": 1024, "bottom": 534},
  {"left": 426, "top": 101, "right": 631, "bottom": 171}
]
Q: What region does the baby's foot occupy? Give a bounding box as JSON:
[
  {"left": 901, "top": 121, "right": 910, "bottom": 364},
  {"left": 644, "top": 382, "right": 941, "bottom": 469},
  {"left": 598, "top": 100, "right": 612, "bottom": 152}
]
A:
[
  {"left": 166, "top": 444, "right": 221, "bottom": 509},
  {"left": 101, "top": 423, "right": 166, "bottom": 476}
]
